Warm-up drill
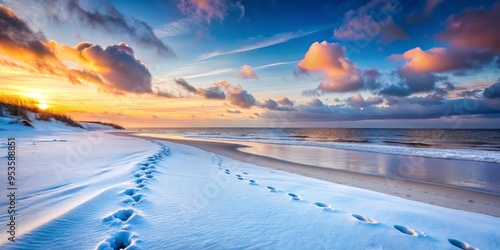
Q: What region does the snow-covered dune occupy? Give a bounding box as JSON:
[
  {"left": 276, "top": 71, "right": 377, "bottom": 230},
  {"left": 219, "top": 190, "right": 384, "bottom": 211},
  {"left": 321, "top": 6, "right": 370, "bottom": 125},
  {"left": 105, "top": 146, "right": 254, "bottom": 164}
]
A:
[{"left": 0, "top": 121, "right": 498, "bottom": 249}]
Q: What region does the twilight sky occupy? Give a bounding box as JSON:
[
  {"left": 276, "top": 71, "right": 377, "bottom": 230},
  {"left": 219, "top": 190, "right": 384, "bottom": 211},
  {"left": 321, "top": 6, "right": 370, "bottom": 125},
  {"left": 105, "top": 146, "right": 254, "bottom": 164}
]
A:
[{"left": 0, "top": 0, "right": 499, "bottom": 128}]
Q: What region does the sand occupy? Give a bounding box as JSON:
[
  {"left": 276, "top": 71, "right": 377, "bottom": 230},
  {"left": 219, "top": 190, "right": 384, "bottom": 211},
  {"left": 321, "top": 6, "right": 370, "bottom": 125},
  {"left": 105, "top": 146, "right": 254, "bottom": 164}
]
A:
[{"left": 114, "top": 132, "right": 500, "bottom": 217}]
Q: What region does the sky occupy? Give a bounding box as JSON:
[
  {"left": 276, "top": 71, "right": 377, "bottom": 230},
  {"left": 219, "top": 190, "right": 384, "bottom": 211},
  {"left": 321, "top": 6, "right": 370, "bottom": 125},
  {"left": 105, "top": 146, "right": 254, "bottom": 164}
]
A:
[{"left": 0, "top": 0, "right": 499, "bottom": 128}]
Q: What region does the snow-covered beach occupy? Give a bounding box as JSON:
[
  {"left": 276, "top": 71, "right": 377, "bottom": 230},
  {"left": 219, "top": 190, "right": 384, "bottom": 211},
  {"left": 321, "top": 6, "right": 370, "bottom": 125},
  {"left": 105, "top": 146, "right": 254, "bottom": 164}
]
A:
[{"left": 1, "top": 120, "right": 499, "bottom": 249}]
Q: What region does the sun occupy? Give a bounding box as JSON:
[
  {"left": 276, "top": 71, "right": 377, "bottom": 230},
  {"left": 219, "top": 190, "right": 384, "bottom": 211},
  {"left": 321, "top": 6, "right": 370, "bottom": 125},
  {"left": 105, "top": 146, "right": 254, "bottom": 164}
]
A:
[{"left": 38, "top": 102, "right": 49, "bottom": 110}]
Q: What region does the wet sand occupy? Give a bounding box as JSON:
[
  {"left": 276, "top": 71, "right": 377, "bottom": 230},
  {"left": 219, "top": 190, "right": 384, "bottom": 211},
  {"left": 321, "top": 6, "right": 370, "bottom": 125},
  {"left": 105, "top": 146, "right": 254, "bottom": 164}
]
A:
[{"left": 114, "top": 132, "right": 500, "bottom": 217}]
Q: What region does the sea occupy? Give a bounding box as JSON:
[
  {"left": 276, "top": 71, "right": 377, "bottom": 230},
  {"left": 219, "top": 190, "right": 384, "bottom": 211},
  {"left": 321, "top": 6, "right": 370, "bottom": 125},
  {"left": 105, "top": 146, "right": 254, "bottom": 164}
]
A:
[{"left": 136, "top": 128, "right": 500, "bottom": 194}]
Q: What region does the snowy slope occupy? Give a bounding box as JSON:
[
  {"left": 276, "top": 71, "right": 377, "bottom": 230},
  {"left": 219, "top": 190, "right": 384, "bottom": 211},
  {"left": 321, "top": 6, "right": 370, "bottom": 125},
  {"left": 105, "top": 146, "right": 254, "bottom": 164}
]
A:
[
  {"left": 80, "top": 122, "right": 123, "bottom": 131},
  {"left": 0, "top": 121, "right": 499, "bottom": 249}
]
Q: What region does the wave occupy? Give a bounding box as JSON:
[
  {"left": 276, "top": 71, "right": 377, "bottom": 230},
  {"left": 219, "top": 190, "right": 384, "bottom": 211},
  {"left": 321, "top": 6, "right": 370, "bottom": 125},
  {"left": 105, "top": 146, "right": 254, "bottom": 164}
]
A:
[
  {"left": 177, "top": 134, "right": 500, "bottom": 163},
  {"left": 332, "top": 139, "right": 371, "bottom": 143},
  {"left": 289, "top": 135, "right": 309, "bottom": 138},
  {"left": 383, "top": 140, "right": 434, "bottom": 147}
]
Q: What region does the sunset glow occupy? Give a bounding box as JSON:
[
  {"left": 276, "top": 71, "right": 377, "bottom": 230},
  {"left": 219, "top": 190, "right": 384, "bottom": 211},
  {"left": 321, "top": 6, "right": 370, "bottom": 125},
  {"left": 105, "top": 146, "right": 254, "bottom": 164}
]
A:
[{"left": 0, "top": 0, "right": 498, "bottom": 128}]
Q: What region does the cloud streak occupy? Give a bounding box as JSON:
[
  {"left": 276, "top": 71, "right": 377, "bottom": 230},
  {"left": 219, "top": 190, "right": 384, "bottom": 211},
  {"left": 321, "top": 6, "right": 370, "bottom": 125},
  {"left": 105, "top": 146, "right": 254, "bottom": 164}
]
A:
[
  {"left": 197, "top": 28, "right": 325, "bottom": 61},
  {"left": 154, "top": 16, "right": 200, "bottom": 37}
]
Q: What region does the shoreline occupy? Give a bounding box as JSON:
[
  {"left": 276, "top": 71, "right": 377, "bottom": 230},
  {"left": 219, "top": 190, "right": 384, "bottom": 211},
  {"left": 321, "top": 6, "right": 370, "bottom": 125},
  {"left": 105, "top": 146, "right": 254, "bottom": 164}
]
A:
[{"left": 114, "top": 132, "right": 500, "bottom": 217}]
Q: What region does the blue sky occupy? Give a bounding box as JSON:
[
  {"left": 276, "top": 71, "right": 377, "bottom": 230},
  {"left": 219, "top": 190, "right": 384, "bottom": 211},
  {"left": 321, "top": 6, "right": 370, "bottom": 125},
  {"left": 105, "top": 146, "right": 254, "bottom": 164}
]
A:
[{"left": 0, "top": 0, "right": 499, "bottom": 127}]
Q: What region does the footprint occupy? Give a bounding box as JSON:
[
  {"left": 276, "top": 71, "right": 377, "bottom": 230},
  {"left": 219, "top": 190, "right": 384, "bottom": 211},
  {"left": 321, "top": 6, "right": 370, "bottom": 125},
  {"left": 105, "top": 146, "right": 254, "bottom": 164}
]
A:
[
  {"left": 352, "top": 214, "right": 377, "bottom": 223},
  {"left": 394, "top": 225, "right": 418, "bottom": 236},
  {"left": 103, "top": 209, "right": 135, "bottom": 222},
  {"left": 131, "top": 194, "right": 143, "bottom": 202},
  {"left": 122, "top": 198, "right": 134, "bottom": 204},
  {"left": 225, "top": 169, "right": 230, "bottom": 174},
  {"left": 288, "top": 193, "right": 303, "bottom": 201},
  {"left": 145, "top": 174, "right": 154, "bottom": 179},
  {"left": 133, "top": 173, "right": 142, "bottom": 178},
  {"left": 136, "top": 183, "right": 145, "bottom": 188},
  {"left": 123, "top": 188, "right": 137, "bottom": 196},
  {"left": 448, "top": 239, "right": 479, "bottom": 250},
  {"left": 314, "top": 202, "right": 332, "bottom": 210},
  {"left": 267, "top": 186, "right": 277, "bottom": 192},
  {"left": 97, "top": 230, "right": 135, "bottom": 250},
  {"left": 135, "top": 178, "right": 144, "bottom": 184},
  {"left": 249, "top": 180, "right": 257, "bottom": 185}
]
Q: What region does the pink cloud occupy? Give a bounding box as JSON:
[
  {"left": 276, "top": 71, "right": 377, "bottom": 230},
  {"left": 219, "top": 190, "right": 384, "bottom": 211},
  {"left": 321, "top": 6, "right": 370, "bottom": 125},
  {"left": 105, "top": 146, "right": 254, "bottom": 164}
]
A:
[
  {"left": 238, "top": 65, "right": 258, "bottom": 80},
  {"left": 390, "top": 47, "right": 494, "bottom": 73},
  {"left": 438, "top": 2, "right": 500, "bottom": 53},
  {"left": 297, "top": 41, "right": 363, "bottom": 92}
]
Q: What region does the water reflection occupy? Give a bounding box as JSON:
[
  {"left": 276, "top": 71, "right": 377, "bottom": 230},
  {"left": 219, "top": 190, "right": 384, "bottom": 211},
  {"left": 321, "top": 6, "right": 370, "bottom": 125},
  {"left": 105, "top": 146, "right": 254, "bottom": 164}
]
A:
[{"left": 238, "top": 142, "right": 500, "bottom": 194}]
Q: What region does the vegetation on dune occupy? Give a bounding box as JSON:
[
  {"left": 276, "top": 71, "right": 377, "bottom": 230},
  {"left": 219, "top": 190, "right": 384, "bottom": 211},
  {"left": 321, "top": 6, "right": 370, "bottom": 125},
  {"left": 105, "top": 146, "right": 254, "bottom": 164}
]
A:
[
  {"left": 80, "top": 121, "right": 125, "bottom": 130},
  {"left": 0, "top": 93, "right": 126, "bottom": 129},
  {"left": 0, "top": 93, "right": 82, "bottom": 128}
]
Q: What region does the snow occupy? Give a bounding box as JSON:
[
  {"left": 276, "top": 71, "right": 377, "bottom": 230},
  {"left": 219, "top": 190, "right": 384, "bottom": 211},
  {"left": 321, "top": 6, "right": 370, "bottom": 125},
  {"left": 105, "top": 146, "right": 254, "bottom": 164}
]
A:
[{"left": 0, "top": 121, "right": 499, "bottom": 249}]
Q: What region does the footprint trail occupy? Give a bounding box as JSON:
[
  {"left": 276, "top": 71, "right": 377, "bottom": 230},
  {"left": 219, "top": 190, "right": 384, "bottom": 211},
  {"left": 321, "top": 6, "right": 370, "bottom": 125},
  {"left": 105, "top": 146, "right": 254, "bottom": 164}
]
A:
[{"left": 96, "top": 141, "right": 170, "bottom": 249}]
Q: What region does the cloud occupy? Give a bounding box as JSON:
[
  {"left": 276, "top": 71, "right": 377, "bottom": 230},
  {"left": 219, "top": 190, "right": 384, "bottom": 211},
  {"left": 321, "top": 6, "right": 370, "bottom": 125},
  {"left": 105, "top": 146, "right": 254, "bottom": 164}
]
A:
[
  {"left": 379, "top": 84, "right": 412, "bottom": 97},
  {"left": 264, "top": 96, "right": 500, "bottom": 122},
  {"left": 171, "top": 78, "right": 256, "bottom": 107},
  {"left": 387, "top": 44, "right": 497, "bottom": 96},
  {"left": 216, "top": 80, "right": 256, "bottom": 108},
  {"left": 154, "top": 16, "right": 200, "bottom": 37},
  {"left": 277, "top": 97, "right": 294, "bottom": 106},
  {"left": 484, "top": 82, "right": 500, "bottom": 99},
  {"left": 333, "top": 0, "right": 408, "bottom": 44},
  {"left": 389, "top": 47, "right": 495, "bottom": 73},
  {"left": 238, "top": 65, "right": 258, "bottom": 79},
  {"left": 49, "top": 0, "right": 174, "bottom": 56},
  {"left": 197, "top": 85, "right": 226, "bottom": 99},
  {"left": 437, "top": 2, "right": 500, "bottom": 53},
  {"left": 259, "top": 98, "right": 295, "bottom": 111},
  {"left": 173, "top": 78, "right": 226, "bottom": 99},
  {"left": 73, "top": 42, "right": 154, "bottom": 94},
  {"left": 0, "top": 4, "right": 103, "bottom": 85},
  {"left": 0, "top": 4, "right": 176, "bottom": 97},
  {"left": 397, "top": 68, "right": 436, "bottom": 93},
  {"left": 174, "top": 78, "right": 198, "bottom": 93},
  {"left": 304, "top": 98, "right": 325, "bottom": 107},
  {"left": 253, "top": 61, "right": 300, "bottom": 70},
  {"left": 225, "top": 109, "right": 242, "bottom": 114},
  {"left": 198, "top": 28, "right": 323, "bottom": 60},
  {"left": 457, "top": 89, "right": 482, "bottom": 98},
  {"left": 346, "top": 93, "right": 383, "bottom": 108},
  {"left": 176, "top": 0, "right": 244, "bottom": 24},
  {"left": 182, "top": 68, "right": 235, "bottom": 79},
  {"left": 297, "top": 41, "right": 364, "bottom": 92},
  {"left": 363, "top": 68, "right": 382, "bottom": 90}
]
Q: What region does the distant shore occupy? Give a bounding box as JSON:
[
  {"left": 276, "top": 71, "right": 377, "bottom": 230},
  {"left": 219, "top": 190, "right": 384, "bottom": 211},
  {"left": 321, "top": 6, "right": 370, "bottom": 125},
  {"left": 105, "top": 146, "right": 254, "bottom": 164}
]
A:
[{"left": 114, "top": 132, "right": 500, "bottom": 217}]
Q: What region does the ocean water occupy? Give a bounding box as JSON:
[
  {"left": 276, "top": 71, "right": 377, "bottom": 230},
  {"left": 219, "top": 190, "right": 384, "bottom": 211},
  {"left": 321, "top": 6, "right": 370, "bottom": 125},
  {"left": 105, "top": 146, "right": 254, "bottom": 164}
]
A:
[
  {"left": 137, "top": 128, "right": 500, "bottom": 193},
  {"left": 138, "top": 128, "right": 500, "bottom": 163}
]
